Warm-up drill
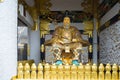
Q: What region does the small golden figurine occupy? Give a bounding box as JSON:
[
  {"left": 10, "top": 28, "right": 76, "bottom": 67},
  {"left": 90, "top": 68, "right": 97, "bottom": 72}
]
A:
[
  {"left": 85, "top": 63, "right": 91, "bottom": 80},
  {"left": 99, "top": 63, "right": 104, "bottom": 80},
  {"left": 91, "top": 64, "right": 97, "bottom": 80},
  {"left": 44, "top": 63, "right": 50, "bottom": 79},
  {"left": 105, "top": 63, "right": 111, "bottom": 80},
  {"left": 64, "top": 64, "right": 70, "bottom": 80},
  {"left": 57, "top": 64, "right": 64, "bottom": 79},
  {"left": 51, "top": 63, "right": 57, "bottom": 80},
  {"left": 70, "top": 64, "right": 77, "bottom": 80},
  {"left": 31, "top": 63, "right": 37, "bottom": 79},
  {"left": 78, "top": 63, "right": 84, "bottom": 80},
  {"left": 112, "top": 63, "right": 118, "bottom": 80},
  {"left": 17, "top": 63, "right": 23, "bottom": 79},
  {"left": 37, "top": 63, "right": 43, "bottom": 79}
]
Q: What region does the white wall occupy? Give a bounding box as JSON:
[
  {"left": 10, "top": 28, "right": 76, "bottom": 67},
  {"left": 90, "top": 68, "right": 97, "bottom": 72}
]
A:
[
  {"left": 29, "top": 29, "right": 40, "bottom": 65},
  {"left": 18, "top": 4, "right": 34, "bottom": 27},
  {"left": 0, "top": 0, "right": 17, "bottom": 79},
  {"left": 99, "top": 2, "right": 120, "bottom": 65},
  {"left": 99, "top": 21, "right": 120, "bottom": 65}
]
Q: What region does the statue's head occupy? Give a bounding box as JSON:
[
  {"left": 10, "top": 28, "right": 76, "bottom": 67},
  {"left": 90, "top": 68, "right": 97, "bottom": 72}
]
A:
[{"left": 63, "top": 16, "right": 71, "bottom": 29}]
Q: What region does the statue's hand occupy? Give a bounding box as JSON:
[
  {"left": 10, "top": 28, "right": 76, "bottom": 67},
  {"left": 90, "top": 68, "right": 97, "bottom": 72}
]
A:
[
  {"left": 72, "top": 39, "right": 77, "bottom": 42},
  {"left": 58, "top": 39, "right": 64, "bottom": 44}
]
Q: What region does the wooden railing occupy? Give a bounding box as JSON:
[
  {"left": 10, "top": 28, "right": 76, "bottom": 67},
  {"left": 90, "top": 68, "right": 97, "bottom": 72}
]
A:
[{"left": 12, "top": 63, "right": 120, "bottom": 80}]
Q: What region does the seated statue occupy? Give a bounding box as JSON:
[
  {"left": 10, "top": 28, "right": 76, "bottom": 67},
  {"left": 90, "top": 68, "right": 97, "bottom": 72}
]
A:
[{"left": 45, "top": 16, "right": 90, "bottom": 65}]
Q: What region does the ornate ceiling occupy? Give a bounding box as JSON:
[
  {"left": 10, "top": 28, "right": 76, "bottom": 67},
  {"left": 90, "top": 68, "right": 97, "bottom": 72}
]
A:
[
  {"left": 23, "top": 0, "right": 100, "bottom": 20},
  {"left": 20, "top": 0, "right": 103, "bottom": 36},
  {"left": 17, "top": 0, "right": 120, "bottom": 42}
]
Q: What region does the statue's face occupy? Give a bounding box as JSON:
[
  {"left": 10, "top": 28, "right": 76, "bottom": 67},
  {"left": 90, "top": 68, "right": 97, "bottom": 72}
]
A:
[{"left": 63, "top": 17, "right": 70, "bottom": 29}]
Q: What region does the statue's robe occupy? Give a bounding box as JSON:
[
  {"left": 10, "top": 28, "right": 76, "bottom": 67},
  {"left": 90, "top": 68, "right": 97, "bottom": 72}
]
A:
[
  {"left": 45, "top": 26, "right": 90, "bottom": 47},
  {"left": 45, "top": 26, "right": 90, "bottom": 64}
]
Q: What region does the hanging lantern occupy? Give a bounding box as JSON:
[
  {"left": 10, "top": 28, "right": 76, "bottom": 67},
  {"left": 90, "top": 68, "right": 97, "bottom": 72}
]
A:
[
  {"left": 41, "top": 44, "right": 45, "bottom": 53},
  {"left": 89, "top": 45, "right": 92, "bottom": 53}
]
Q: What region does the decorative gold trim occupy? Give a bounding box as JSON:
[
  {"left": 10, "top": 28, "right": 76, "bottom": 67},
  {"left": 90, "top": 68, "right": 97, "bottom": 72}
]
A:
[
  {"left": 41, "top": 44, "right": 45, "bottom": 52},
  {"left": 31, "top": 21, "right": 39, "bottom": 31},
  {"left": 105, "top": 21, "right": 110, "bottom": 27},
  {"left": 18, "top": 0, "right": 52, "bottom": 30},
  {"left": 40, "top": 20, "right": 50, "bottom": 38},
  {"left": 81, "top": 0, "right": 99, "bottom": 18},
  {"left": 83, "top": 31, "right": 93, "bottom": 38},
  {"left": 27, "top": 45, "right": 30, "bottom": 56},
  {"left": 89, "top": 45, "right": 92, "bottom": 53}
]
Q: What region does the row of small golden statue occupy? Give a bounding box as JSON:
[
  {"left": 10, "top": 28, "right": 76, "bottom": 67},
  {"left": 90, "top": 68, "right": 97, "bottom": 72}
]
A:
[
  {"left": 16, "top": 62, "right": 119, "bottom": 80},
  {"left": 45, "top": 16, "right": 90, "bottom": 65}
]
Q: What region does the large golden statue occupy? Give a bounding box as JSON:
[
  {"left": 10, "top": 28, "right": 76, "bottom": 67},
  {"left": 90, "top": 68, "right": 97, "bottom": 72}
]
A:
[{"left": 45, "top": 17, "right": 90, "bottom": 65}]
